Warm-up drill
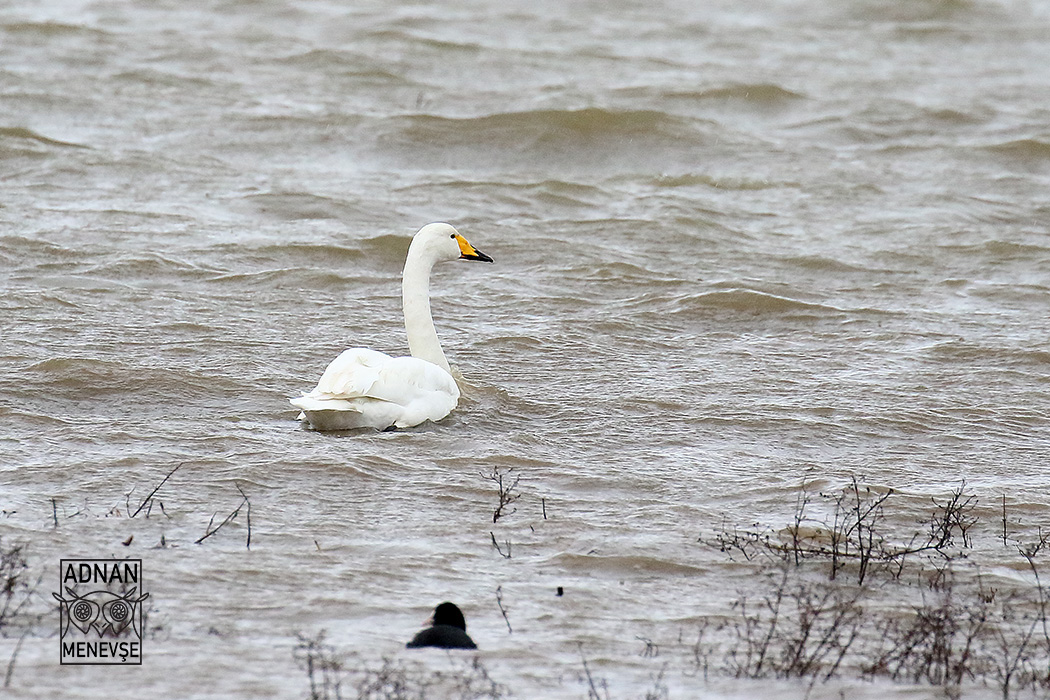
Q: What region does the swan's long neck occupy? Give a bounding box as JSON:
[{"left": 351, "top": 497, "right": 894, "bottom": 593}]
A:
[{"left": 402, "top": 245, "right": 451, "bottom": 374}]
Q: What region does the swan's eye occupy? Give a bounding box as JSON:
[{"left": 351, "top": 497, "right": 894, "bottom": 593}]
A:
[{"left": 450, "top": 234, "right": 456, "bottom": 239}]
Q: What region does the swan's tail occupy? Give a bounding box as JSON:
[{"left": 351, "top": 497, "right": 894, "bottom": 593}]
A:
[
  {"left": 290, "top": 394, "right": 356, "bottom": 413},
  {"left": 289, "top": 394, "right": 400, "bottom": 431}
]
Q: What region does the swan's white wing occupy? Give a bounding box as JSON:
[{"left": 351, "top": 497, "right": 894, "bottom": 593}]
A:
[
  {"left": 315, "top": 348, "right": 395, "bottom": 397},
  {"left": 290, "top": 348, "right": 460, "bottom": 430}
]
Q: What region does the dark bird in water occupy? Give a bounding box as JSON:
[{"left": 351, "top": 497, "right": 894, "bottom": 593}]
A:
[{"left": 406, "top": 602, "right": 477, "bottom": 650}]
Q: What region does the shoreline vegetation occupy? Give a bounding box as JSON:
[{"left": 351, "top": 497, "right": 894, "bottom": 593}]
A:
[
  {"left": 294, "top": 477, "right": 1050, "bottom": 699},
  {"left": 6, "top": 475, "right": 1050, "bottom": 698},
  {"left": 702, "top": 478, "right": 1050, "bottom": 699}
]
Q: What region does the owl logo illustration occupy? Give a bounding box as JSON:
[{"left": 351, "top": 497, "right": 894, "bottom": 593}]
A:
[{"left": 53, "top": 587, "right": 150, "bottom": 638}]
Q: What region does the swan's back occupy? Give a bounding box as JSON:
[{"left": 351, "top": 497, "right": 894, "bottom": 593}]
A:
[{"left": 290, "top": 348, "right": 460, "bottom": 430}]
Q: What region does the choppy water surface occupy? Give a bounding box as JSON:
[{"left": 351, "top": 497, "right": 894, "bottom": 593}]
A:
[{"left": 2, "top": 0, "right": 1050, "bottom": 697}]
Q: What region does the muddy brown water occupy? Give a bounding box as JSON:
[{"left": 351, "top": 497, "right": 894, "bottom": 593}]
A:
[{"left": 2, "top": 0, "right": 1050, "bottom": 697}]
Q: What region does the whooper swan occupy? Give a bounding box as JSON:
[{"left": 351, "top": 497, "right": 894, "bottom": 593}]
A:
[{"left": 290, "top": 222, "right": 493, "bottom": 431}]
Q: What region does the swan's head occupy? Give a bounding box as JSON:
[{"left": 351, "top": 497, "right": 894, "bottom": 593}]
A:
[{"left": 412, "top": 222, "right": 493, "bottom": 264}]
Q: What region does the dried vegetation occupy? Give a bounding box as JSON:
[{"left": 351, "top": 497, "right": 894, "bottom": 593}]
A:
[
  {"left": 702, "top": 478, "right": 1050, "bottom": 698},
  {"left": 295, "top": 475, "right": 1050, "bottom": 699},
  {"left": 294, "top": 631, "right": 506, "bottom": 700}
]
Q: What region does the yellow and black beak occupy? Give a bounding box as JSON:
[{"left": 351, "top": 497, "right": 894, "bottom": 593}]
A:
[{"left": 455, "top": 234, "right": 494, "bottom": 263}]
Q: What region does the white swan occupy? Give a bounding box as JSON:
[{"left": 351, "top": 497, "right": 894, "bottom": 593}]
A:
[{"left": 290, "top": 222, "right": 493, "bottom": 431}]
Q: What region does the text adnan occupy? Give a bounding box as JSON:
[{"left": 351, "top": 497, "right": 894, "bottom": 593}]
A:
[{"left": 62, "top": 561, "right": 139, "bottom": 585}]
